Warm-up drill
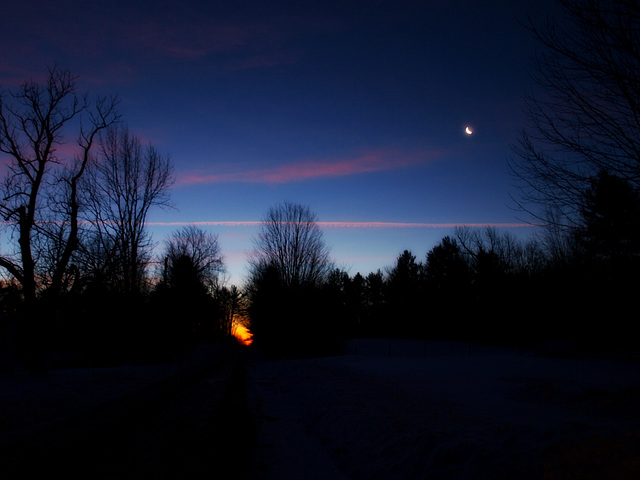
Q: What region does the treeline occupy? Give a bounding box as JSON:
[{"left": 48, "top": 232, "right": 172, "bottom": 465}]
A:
[
  {"left": 0, "top": 224, "right": 241, "bottom": 368},
  {"left": 246, "top": 189, "right": 640, "bottom": 358},
  {"left": 318, "top": 226, "right": 635, "bottom": 351}
]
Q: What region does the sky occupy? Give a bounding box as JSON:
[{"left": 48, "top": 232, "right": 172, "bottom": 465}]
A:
[{"left": 0, "top": 0, "right": 557, "bottom": 286}]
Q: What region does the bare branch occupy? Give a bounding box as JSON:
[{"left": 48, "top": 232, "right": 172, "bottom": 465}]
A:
[
  {"left": 0, "top": 66, "right": 119, "bottom": 299},
  {"left": 249, "top": 201, "right": 332, "bottom": 288},
  {"left": 510, "top": 0, "right": 640, "bottom": 229}
]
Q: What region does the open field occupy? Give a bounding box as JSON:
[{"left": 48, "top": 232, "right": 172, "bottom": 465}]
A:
[
  {"left": 0, "top": 344, "right": 248, "bottom": 479},
  {"left": 248, "top": 340, "right": 640, "bottom": 479},
  {"left": 1, "top": 340, "right": 639, "bottom": 478}
]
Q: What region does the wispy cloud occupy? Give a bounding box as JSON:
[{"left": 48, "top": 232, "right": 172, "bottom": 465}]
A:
[
  {"left": 129, "top": 20, "right": 263, "bottom": 60},
  {"left": 123, "top": 11, "right": 328, "bottom": 69},
  {"left": 178, "top": 148, "right": 437, "bottom": 185},
  {"left": 0, "top": 3, "right": 321, "bottom": 86}
]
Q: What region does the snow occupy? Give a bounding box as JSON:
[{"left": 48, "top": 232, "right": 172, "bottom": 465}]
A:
[
  {"left": 0, "top": 344, "right": 229, "bottom": 442},
  {"left": 247, "top": 340, "right": 640, "bottom": 479},
  {"left": 1, "top": 339, "right": 639, "bottom": 479}
]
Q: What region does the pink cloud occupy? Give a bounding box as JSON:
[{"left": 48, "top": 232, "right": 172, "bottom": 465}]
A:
[
  {"left": 0, "top": 65, "right": 46, "bottom": 87},
  {"left": 0, "top": 6, "right": 309, "bottom": 86},
  {"left": 178, "top": 148, "right": 438, "bottom": 185},
  {"left": 129, "top": 21, "right": 257, "bottom": 60},
  {"left": 78, "top": 63, "right": 139, "bottom": 87},
  {"left": 124, "top": 13, "right": 314, "bottom": 68},
  {"left": 227, "top": 50, "right": 302, "bottom": 71}
]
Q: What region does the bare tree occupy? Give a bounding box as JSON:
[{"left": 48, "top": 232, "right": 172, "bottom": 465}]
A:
[
  {"left": 161, "top": 225, "right": 224, "bottom": 289},
  {"left": 247, "top": 202, "right": 335, "bottom": 356},
  {"left": 453, "top": 226, "right": 546, "bottom": 276},
  {"left": 248, "top": 201, "right": 332, "bottom": 289},
  {"left": 0, "top": 66, "right": 119, "bottom": 302},
  {"left": 510, "top": 0, "right": 640, "bottom": 229},
  {"left": 81, "top": 125, "right": 173, "bottom": 293}
]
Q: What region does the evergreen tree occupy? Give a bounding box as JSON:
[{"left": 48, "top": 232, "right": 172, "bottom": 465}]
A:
[{"left": 578, "top": 170, "right": 640, "bottom": 263}]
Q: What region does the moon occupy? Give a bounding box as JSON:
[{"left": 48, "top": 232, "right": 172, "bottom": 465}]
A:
[{"left": 465, "top": 126, "right": 473, "bottom": 135}]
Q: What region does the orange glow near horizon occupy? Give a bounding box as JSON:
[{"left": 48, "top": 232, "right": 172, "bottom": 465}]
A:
[{"left": 232, "top": 321, "right": 253, "bottom": 346}]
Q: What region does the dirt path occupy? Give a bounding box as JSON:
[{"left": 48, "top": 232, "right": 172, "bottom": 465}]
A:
[{"left": 1, "top": 347, "right": 253, "bottom": 479}]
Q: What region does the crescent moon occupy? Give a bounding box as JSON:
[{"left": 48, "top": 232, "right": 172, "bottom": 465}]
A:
[{"left": 465, "top": 126, "right": 473, "bottom": 135}]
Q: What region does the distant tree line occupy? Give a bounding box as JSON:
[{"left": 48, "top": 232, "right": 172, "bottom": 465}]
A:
[{"left": 246, "top": 199, "right": 639, "bottom": 358}]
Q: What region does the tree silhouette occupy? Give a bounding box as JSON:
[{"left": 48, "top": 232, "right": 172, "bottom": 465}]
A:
[
  {"left": 321, "top": 268, "right": 367, "bottom": 338},
  {"left": 344, "top": 272, "right": 367, "bottom": 337},
  {"left": 166, "top": 254, "right": 208, "bottom": 294},
  {"left": 451, "top": 227, "right": 552, "bottom": 344},
  {"left": 151, "top": 227, "right": 226, "bottom": 345},
  {"left": 0, "top": 67, "right": 119, "bottom": 371},
  {"left": 161, "top": 225, "right": 224, "bottom": 291},
  {"left": 425, "top": 236, "right": 470, "bottom": 290},
  {"left": 571, "top": 171, "right": 640, "bottom": 349},
  {"left": 424, "top": 236, "right": 471, "bottom": 338},
  {"left": 82, "top": 125, "right": 174, "bottom": 294},
  {"left": 385, "top": 250, "right": 425, "bottom": 336},
  {"left": 578, "top": 170, "right": 640, "bottom": 263},
  {"left": 246, "top": 264, "right": 289, "bottom": 356},
  {"left": 213, "top": 284, "right": 243, "bottom": 338},
  {"left": 510, "top": 0, "right": 640, "bottom": 230},
  {"left": 248, "top": 201, "right": 332, "bottom": 289},
  {"left": 362, "top": 270, "right": 386, "bottom": 336},
  {"left": 247, "top": 202, "right": 334, "bottom": 357},
  {"left": 0, "top": 66, "right": 119, "bottom": 302},
  {"left": 150, "top": 253, "right": 218, "bottom": 353}
]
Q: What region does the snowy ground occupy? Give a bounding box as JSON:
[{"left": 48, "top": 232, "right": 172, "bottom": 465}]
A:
[
  {"left": 0, "top": 344, "right": 231, "bottom": 443},
  {"left": 1, "top": 340, "right": 639, "bottom": 479},
  {"left": 247, "top": 340, "right": 640, "bottom": 480}
]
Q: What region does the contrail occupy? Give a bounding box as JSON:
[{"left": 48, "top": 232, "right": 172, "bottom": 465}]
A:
[{"left": 147, "top": 221, "right": 542, "bottom": 229}]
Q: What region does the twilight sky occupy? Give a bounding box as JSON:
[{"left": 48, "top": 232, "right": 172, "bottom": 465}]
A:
[{"left": 1, "top": 0, "right": 556, "bottom": 286}]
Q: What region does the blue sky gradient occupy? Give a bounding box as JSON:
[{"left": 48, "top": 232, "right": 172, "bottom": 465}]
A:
[{"left": 1, "top": 0, "right": 555, "bottom": 285}]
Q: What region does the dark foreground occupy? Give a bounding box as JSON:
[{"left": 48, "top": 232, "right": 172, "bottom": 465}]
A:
[
  {"left": 248, "top": 343, "right": 640, "bottom": 480},
  {"left": 0, "top": 345, "right": 252, "bottom": 479},
  {"left": 2, "top": 341, "right": 640, "bottom": 479}
]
